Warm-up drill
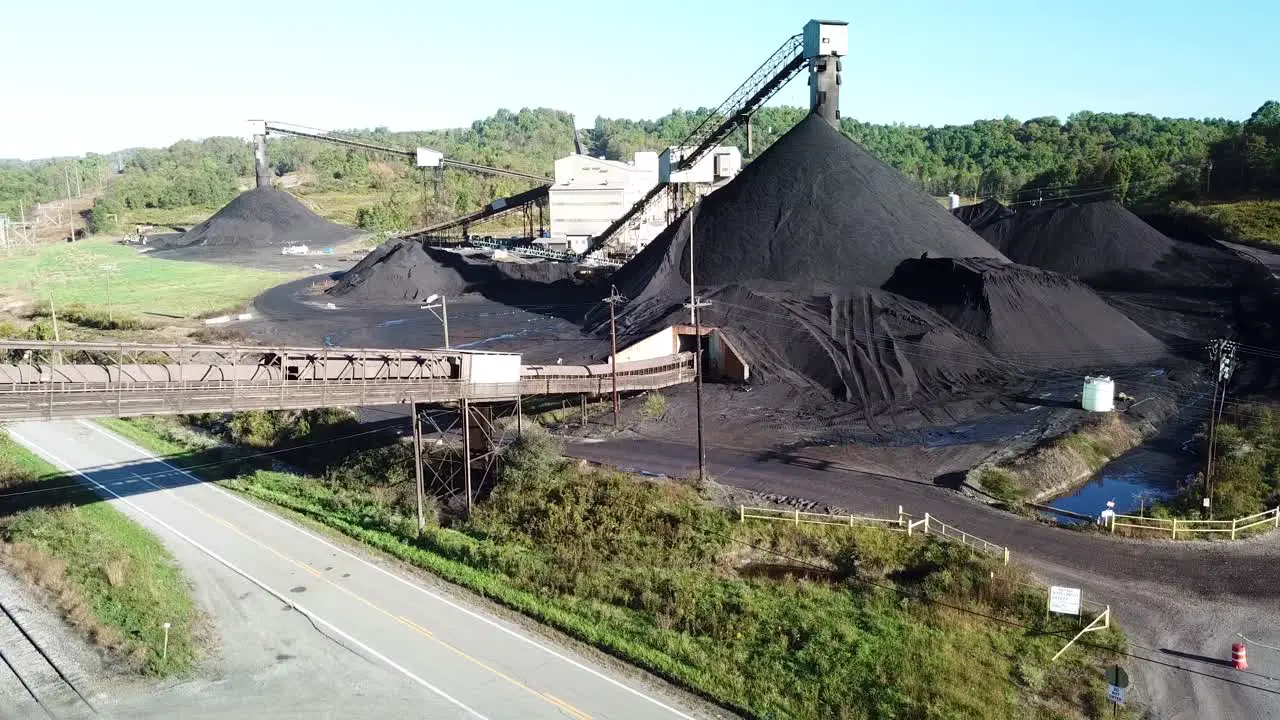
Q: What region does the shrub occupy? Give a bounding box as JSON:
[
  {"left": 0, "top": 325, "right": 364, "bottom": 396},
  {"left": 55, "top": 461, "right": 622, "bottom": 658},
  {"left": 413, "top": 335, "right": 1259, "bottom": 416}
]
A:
[
  {"left": 642, "top": 392, "right": 666, "bottom": 419},
  {"left": 978, "top": 467, "right": 1023, "bottom": 504}
]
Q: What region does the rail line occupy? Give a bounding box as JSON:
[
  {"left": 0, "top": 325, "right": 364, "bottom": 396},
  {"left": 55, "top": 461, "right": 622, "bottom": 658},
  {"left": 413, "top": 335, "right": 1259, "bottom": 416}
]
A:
[{"left": 0, "top": 597, "right": 96, "bottom": 717}]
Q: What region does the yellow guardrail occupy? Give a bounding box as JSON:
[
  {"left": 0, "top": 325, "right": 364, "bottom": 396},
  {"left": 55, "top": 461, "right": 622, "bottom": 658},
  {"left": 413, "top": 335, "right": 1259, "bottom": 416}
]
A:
[
  {"left": 739, "top": 505, "right": 1010, "bottom": 565},
  {"left": 1109, "top": 506, "right": 1280, "bottom": 540}
]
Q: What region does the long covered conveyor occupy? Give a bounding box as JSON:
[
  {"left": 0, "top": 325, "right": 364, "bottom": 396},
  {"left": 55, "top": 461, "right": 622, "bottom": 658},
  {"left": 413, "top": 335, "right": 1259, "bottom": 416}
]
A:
[{"left": 0, "top": 341, "right": 694, "bottom": 421}]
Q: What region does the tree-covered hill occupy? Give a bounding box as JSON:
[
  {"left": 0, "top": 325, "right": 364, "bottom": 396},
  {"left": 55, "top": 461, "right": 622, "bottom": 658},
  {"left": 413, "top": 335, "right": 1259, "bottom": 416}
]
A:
[{"left": 3, "top": 102, "right": 1276, "bottom": 235}]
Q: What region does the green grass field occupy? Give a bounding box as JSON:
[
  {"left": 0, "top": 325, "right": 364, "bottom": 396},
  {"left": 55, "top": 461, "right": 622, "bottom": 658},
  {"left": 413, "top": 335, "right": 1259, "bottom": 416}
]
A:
[
  {"left": 120, "top": 205, "right": 223, "bottom": 229},
  {"left": 0, "top": 236, "right": 304, "bottom": 319},
  {"left": 0, "top": 432, "right": 200, "bottom": 675}
]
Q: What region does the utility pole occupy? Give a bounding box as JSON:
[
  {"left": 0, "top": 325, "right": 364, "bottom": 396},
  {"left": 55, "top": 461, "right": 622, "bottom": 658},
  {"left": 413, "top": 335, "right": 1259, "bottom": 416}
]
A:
[
  {"left": 685, "top": 197, "right": 710, "bottom": 484},
  {"left": 688, "top": 201, "right": 697, "bottom": 326},
  {"left": 48, "top": 290, "right": 62, "bottom": 366},
  {"left": 604, "top": 286, "right": 627, "bottom": 429},
  {"left": 441, "top": 295, "right": 449, "bottom": 348},
  {"left": 412, "top": 402, "right": 425, "bottom": 534},
  {"left": 1204, "top": 339, "right": 1237, "bottom": 518}
]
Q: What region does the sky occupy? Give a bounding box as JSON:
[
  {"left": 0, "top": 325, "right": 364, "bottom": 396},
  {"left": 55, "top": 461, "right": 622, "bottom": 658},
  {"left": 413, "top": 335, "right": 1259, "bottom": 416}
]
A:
[{"left": 1, "top": 0, "right": 1275, "bottom": 159}]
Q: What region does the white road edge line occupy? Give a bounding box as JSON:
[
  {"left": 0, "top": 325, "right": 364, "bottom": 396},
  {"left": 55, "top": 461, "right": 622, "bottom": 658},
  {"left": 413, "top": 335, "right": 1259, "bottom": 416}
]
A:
[
  {"left": 8, "top": 426, "right": 489, "bottom": 720},
  {"left": 78, "top": 419, "right": 700, "bottom": 720}
]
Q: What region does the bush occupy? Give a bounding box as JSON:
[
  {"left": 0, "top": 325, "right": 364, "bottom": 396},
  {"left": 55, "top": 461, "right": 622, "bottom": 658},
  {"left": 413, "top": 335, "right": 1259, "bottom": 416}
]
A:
[
  {"left": 642, "top": 392, "right": 666, "bottom": 419},
  {"left": 37, "top": 302, "right": 146, "bottom": 331},
  {"left": 89, "top": 197, "right": 122, "bottom": 234},
  {"left": 977, "top": 467, "right": 1023, "bottom": 504},
  {"left": 355, "top": 196, "right": 413, "bottom": 232}
]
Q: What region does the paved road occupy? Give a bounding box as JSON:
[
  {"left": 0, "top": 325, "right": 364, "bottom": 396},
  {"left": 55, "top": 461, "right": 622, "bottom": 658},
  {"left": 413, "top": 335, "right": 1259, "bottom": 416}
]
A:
[{"left": 8, "top": 421, "right": 710, "bottom": 720}]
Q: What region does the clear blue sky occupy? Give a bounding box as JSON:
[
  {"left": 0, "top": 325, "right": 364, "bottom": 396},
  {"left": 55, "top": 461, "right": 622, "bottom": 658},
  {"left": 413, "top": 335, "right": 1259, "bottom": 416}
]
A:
[{"left": 1, "top": 0, "right": 1273, "bottom": 159}]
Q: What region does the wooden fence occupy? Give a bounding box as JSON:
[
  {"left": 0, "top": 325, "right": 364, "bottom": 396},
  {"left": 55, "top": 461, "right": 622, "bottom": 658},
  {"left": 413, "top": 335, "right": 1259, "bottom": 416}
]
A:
[
  {"left": 739, "top": 505, "right": 1010, "bottom": 565},
  {"left": 1109, "top": 506, "right": 1280, "bottom": 540}
]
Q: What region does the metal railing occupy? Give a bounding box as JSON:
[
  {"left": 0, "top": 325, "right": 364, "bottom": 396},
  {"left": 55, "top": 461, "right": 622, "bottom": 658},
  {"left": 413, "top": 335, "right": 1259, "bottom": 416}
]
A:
[
  {"left": 1109, "top": 506, "right": 1280, "bottom": 540},
  {"left": 739, "top": 505, "right": 1010, "bottom": 565},
  {"left": 739, "top": 505, "right": 904, "bottom": 529},
  {"left": 904, "top": 511, "right": 1011, "bottom": 565}
]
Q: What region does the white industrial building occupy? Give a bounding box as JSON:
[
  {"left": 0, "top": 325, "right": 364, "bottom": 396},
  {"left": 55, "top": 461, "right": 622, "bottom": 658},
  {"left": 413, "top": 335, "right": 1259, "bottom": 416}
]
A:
[{"left": 543, "top": 146, "right": 742, "bottom": 255}]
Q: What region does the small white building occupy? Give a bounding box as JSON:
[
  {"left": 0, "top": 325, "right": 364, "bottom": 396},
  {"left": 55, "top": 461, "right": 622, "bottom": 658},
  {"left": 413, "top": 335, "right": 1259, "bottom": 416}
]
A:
[{"left": 545, "top": 145, "right": 742, "bottom": 256}]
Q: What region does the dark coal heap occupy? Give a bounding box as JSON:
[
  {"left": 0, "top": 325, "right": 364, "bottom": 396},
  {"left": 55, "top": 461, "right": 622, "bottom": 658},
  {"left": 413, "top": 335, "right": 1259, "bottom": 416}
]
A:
[
  {"left": 952, "top": 198, "right": 1015, "bottom": 230},
  {"left": 329, "top": 238, "right": 597, "bottom": 314},
  {"left": 160, "top": 188, "right": 358, "bottom": 251},
  {"left": 330, "top": 239, "right": 469, "bottom": 302},
  {"left": 669, "top": 281, "right": 1003, "bottom": 410},
  {"left": 615, "top": 114, "right": 1006, "bottom": 296},
  {"left": 959, "top": 200, "right": 1243, "bottom": 290},
  {"left": 884, "top": 257, "right": 1167, "bottom": 368}
]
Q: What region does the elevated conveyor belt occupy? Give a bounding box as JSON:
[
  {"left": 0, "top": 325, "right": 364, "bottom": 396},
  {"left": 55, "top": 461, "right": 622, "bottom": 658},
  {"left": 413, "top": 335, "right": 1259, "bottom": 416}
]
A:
[
  {"left": 263, "top": 122, "right": 552, "bottom": 185},
  {"left": 0, "top": 341, "right": 694, "bottom": 421},
  {"left": 399, "top": 185, "right": 550, "bottom": 240},
  {"left": 576, "top": 33, "right": 806, "bottom": 260}
]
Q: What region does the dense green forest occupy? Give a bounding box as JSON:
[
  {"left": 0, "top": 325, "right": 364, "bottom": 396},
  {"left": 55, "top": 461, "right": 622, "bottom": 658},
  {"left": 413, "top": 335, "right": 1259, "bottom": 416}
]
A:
[{"left": 2, "top": 101, "right": 1277, "bottom": 234}]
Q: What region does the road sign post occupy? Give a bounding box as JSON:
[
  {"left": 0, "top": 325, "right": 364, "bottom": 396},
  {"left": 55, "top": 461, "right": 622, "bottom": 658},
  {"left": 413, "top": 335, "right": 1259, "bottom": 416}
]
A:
[{"left": 1105, "top": 665, "right": 1128, "bottom": 717}]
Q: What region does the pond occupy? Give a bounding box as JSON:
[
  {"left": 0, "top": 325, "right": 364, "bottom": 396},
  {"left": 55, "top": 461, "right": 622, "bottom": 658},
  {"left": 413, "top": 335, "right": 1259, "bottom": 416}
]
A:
[{"left": 1047, "top": 424, "right": 1198, "bottom": 520}]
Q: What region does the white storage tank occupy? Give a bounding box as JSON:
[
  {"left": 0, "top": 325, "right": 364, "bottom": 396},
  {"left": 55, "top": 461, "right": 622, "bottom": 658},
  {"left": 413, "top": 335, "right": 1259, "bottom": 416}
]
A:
[{"left": 1082, "top": 376, "right": 1115, "bottom": 412}]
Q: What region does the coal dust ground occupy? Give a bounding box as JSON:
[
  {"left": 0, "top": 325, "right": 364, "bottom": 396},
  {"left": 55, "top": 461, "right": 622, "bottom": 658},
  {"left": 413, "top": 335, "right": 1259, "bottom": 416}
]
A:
[{"left": 246, "top": 269, "right": 1203, "bottom": 513}]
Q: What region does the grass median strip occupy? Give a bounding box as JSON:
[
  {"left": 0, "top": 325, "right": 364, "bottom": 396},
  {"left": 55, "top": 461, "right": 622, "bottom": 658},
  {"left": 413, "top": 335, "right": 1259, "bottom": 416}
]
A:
[
  {"left": 0, "top": 431, "right": 201, "bottom": 676},
  {"left": 101, "top": 416, "right": 1134, "bottom": 719}
]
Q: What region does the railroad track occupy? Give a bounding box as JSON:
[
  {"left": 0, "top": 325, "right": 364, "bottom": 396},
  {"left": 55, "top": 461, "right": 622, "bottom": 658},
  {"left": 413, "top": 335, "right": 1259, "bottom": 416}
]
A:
[{"left": 0, "top": 598, "right": 95, "bottom": 718}]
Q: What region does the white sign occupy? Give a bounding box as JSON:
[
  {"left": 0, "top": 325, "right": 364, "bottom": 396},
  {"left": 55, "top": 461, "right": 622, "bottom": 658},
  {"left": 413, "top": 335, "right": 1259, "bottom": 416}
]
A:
[
  {"left": 1107, "top": 684, "right": 1126, "bottom": 705},
  {"left": 1049, "top": 586, "right": 1082, "bottom": 615}
]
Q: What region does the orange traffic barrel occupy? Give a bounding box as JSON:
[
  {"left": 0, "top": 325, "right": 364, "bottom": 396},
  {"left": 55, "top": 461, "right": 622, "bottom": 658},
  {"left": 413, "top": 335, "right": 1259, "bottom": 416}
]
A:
[{"left": 1232, "top": 642, "right": 1248, "bottom": 670}]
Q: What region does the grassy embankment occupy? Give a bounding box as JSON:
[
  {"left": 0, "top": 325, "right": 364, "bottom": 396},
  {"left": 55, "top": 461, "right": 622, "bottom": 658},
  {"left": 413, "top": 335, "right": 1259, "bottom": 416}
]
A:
[
  {"left": 1173, "top": 199, "right": 1280, "bottom": 246},
  {"left": 0, "top": 236, "right": 304, "bottom": 330},
  {"left": 973, "top": 414, "right": 1145, "bottom": 508},
  {"left": 103, "top": 413, "right": 1134, "bottom": 719},
  {"left": 0, "top": 432, "right": 200, "bottom": 675}
]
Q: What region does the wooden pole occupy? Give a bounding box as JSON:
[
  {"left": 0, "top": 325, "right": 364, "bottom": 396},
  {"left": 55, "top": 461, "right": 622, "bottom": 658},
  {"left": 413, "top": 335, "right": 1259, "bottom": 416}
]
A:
[
  {"left": 412, "top": 402, "right": 425, "bottom": 533},
  {"left": 605, "top": 286, "right": 626, "bottom": 428}
]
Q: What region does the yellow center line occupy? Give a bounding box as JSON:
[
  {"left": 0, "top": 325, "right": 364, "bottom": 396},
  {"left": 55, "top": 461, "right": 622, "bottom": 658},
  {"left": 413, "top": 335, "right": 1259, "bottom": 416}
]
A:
[{"left": 128, "top": 471, "right": 591, "bottom": 719}]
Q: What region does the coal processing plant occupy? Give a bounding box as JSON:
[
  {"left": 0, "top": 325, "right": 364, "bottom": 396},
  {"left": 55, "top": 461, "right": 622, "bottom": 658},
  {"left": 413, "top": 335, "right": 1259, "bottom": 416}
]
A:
[{"left": 136, "top": 15, "right": 1280, "bottom": 520}]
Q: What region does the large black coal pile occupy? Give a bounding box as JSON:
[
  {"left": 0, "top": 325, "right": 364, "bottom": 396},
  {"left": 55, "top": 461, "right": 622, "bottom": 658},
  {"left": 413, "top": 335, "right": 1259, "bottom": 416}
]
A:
[
  {"left": 329, "top": 239, "right": 469, "bottom": 302},
  {"left": 595, "top": 113, "right": 1016, "bottom": 409},
  {"left": 617, "top": 114, "right": 1006, "bottom": 297},
  {"left": 158, "top": 188, "right": 359, "bottom": 252},
  {"left": 883, "top": 257, "right": 1168, "bottom": 369},
  {"left": 624, "top": 280, "right": 1004, "bottom": 414},
  {"left": 960, "top": 200, "right": 1244, "bottom": 291},
  {"left": 329, "top": 238, "right": 599, "bottom": 315}
]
